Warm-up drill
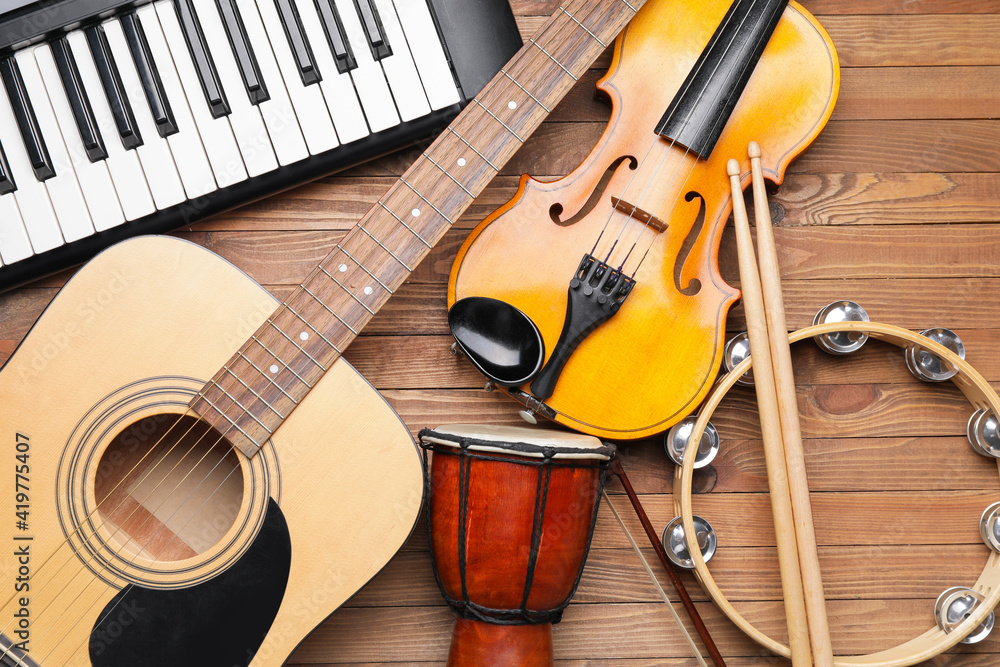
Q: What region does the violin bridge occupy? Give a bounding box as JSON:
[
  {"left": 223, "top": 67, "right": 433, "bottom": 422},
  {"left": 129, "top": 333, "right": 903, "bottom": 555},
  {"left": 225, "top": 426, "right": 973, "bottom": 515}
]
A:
[{"left": 611, "top": 197, "right": 668, "bottom": 233}]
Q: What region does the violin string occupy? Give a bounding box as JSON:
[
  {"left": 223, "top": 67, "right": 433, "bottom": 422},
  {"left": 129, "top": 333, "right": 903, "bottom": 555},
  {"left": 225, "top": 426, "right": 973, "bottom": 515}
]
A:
[
  {"left": 615, "top": 0, "right": 762, "bottom": 275},
  {"left": 628, "top": 0, "right": 783, "bottom": 277},
  {"left": 6, "top": 6, "right": 608, "bottom": 662},
  {"left": 588, "top": 0, "right": 753, "bottom": 270}
]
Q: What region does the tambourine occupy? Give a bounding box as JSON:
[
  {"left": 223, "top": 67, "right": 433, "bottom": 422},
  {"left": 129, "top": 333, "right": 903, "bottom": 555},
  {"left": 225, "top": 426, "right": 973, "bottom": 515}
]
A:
[{"left": 672, "top": 320, "right": 1000, "bottom": 666}]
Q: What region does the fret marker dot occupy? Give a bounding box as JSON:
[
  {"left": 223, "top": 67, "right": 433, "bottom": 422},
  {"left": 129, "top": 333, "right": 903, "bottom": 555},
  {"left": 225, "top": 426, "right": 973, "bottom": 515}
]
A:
[
  {"left": 269, "top": 364, "right": 279, "bottom": 374},
  {"left": 300, "top": 331, "right": 309, "bottom": 341},
  {"left": 364, "top": 286, "right": 373, "bottom": 295},
  {"left": 508, "top": 100, "right": 517, "bottom": 110},
  {"left": 411, "top": 208, "right": 421, "bottom": 217},
  {"left": 457, "top": 157, "right": 466, "bottom": 167},
  {"left": 338, "top": 263, "right": 347, "bottom": 272}
]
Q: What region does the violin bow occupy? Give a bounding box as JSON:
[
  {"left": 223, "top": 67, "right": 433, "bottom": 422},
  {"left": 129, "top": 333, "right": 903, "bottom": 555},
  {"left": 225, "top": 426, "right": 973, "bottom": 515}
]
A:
[{"left": 606, "top": 457, "right": 727, "bottom": 667}]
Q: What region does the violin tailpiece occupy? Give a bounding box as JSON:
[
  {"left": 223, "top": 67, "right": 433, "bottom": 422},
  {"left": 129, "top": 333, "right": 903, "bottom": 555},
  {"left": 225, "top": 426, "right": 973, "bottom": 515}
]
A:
[{"left": 529, "top": 254, "right": 635, "bottom": 399}]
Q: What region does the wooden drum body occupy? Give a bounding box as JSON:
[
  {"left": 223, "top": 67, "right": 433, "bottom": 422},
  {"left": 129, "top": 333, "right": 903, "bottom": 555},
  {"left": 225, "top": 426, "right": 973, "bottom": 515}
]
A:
[{"left": 419, "top": 425, "right": 614, "bottom": 666}]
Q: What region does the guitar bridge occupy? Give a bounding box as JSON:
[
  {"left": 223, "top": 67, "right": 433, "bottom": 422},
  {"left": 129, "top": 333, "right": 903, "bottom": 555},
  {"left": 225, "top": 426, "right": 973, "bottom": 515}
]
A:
[{"left": 529, "top": 254, "right": 636, "bottom": 399}]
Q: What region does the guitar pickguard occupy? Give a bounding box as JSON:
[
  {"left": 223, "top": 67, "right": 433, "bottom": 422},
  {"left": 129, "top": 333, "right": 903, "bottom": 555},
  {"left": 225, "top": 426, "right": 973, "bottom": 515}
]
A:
[{"left": 89, "top": 498, "right": 291, "bottom": 667}]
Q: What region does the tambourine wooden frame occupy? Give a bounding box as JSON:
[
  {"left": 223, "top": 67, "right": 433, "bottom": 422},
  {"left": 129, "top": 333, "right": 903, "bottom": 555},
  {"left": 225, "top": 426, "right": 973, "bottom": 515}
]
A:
[{"left": 673, "top": 321, "right": 1000, "bottom": 666}]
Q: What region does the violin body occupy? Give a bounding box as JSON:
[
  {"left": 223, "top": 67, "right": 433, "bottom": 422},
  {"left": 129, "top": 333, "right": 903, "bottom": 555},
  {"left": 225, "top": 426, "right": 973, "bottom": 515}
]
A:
[{"left": 449, "top": 0, "right": 839, "bottom": 440}]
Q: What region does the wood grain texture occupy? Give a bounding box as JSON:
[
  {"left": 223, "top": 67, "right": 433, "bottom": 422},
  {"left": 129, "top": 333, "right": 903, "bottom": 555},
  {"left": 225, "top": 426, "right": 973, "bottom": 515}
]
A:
[{"left": 0, "top": 0, "right": 998, "bottom": 665}]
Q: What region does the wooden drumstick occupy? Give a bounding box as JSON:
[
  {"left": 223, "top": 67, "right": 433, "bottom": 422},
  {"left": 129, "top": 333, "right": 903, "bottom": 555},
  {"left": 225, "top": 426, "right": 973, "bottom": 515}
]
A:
[
  {"left": 727, "top": 159, "right": 812, "bottom": 666},
  {"left": 748, "top": 141, "right": 834, "bottom": 666}
]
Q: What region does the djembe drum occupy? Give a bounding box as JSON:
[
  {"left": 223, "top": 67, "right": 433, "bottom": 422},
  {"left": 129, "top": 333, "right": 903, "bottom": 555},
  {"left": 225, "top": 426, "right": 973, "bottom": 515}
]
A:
[{"left": 419, "top": 424, "right": 615, "bottom": 666}]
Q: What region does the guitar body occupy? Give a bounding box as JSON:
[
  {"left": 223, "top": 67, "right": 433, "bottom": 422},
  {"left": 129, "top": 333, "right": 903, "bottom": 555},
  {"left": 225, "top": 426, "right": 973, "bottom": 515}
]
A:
[{"left": 0, "top": 236, "right": 423, "bottom": 666}]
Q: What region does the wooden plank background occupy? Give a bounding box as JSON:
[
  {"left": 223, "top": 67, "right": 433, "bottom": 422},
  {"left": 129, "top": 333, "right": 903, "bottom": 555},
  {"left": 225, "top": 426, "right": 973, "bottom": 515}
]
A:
[{"left": 2, "top": 0, "right": 1000, "bottom": 664}]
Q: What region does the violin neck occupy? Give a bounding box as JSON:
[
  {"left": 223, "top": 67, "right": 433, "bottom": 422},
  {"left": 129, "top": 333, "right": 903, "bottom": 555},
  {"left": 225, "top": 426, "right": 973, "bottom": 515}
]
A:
[
  {"left": 655, "top": 0, "right": 789, "bottom": 158},
  {"left": 189, "top": 0, "right": 650, "bottom": 457}
]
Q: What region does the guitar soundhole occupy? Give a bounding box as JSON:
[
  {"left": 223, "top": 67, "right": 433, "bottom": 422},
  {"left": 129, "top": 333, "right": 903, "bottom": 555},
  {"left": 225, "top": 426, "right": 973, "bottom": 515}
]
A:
[{"left": 94, "top": 414, "right": 244, "bottom": 563}]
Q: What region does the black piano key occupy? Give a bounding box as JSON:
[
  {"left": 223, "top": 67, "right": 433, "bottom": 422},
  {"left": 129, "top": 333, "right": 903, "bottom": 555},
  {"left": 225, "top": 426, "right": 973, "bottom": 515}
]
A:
[
  {"left": 274, "top": 0, "right": 320, "bottom": 85},
  {"left": 0, "top": 141, "right": 15, "bottom": 195},
  {"left": 0, "top": 57, "right": 55, "bottom": 181},
  {"left": 314, "top": 0, "right": 355, "bottom": 73},
  {"left": 85, "top": 24, "right": 143, "bottom": 150},
  {"left": 121, "top": 12, "right": 179, "bottom": 137},
  {"left": 52, "top": 38, "right": 108, "bottom": 162},
  {"left": 215, "top": 0, "right": 269, "bottom": 104},
  {"left": 173, "top": 0, "right": 230, "bottom": 118},
  {"left": 352, "top": 0, "right": 390, "bottom": 60}
]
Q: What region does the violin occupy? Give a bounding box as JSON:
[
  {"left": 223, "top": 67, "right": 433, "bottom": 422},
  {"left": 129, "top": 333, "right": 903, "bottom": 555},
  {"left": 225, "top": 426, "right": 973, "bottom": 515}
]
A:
[{"left": 448, "top": 0, "right": 840, "bottom": 440}]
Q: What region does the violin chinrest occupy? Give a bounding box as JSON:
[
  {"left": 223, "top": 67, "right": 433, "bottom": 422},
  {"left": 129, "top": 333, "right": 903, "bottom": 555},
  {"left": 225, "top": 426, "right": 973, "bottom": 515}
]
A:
[{"left": 449, "top": 297, "right": 545, "bottom": 387}]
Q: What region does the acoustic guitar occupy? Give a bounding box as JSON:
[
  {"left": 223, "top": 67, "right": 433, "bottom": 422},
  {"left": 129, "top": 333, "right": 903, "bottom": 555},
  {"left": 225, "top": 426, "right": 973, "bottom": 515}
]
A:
[{"left": 0, "top": 1, "right": 643, "bottom": 664}]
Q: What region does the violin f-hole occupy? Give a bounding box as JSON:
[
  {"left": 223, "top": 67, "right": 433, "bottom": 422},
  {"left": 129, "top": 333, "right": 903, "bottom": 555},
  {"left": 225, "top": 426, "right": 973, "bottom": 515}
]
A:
[
  {"left": 549, "top": 155, "right": 637, "bottom": 226},
  {"left": 673, "top": 191, "right": 705, "bottom": 296}
]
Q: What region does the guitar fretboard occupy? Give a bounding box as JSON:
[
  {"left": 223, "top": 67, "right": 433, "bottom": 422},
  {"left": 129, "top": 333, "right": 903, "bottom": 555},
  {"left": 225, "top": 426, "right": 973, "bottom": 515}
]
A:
[{"left": 191, "top": 0, "right": 645, "bottom": 456}]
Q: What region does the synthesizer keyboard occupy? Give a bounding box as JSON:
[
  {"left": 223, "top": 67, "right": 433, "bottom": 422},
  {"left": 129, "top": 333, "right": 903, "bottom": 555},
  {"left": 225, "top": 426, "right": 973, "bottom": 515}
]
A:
[{"left": 0, "top": 0, "right": 521, "bottom": 290}]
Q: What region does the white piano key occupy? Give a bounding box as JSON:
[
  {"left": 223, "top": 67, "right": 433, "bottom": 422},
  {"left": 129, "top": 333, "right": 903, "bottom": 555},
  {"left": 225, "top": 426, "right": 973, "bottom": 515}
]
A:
[
  {"left": 391, "top": 0, "right": 459, "bottom": 110},
  {"left": 190, "top": 0, "right": 278, "bottom": 177},
  {"left": 33, "top": 43, "right": 126, "bottom": 233},
  {"left": 153, "top": 0, "right": 247, "bottom": 189},
  {"left": 331, "top": 0, "right": 398, "bottom": 132},
  {"left": 369, "top": 0, "right": 429, "bottom": 122},
  {"left": 135, "top": 5, "right": 217, "bottom": 200},
  {"left": 237, "top": 0, "right": 322, "bottom": 160},
  {"left": 294, "top": 0, "right": 368, "bottom": 144},
  {"left": 13, "top": 49, "right": 96, "bottom": 243},
  {"left": 0, "top": 192, "right": 33, "bottom": 265},
  {"left": 0, "top": 67, "right": 63, "bottom": 254},
  {"left": 103, "top": 18, "right": 187, "bottom": 210},
  {"left": 66, "top": 30, "right": 156, "bottom": 221}
]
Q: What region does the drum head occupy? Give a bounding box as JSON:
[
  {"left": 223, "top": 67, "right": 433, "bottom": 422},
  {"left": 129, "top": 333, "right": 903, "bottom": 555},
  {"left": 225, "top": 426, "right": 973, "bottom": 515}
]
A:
[{"left": 421, "top": 424, "right": 615, "bottom": 460}]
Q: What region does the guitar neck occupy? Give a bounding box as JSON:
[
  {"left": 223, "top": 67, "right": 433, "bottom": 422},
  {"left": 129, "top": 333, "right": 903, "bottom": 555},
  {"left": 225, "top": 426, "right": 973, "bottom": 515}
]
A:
[{"left": 192, "top": 0, "right": 646, "bottom": 457}]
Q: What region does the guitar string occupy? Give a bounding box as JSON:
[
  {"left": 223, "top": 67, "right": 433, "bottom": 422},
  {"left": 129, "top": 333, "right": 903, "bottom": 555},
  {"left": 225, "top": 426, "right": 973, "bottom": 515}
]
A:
[
  {"left": 0, "top": 411, "right": 205, "bottom": 609},
  {"left": 5, "top": 4, "right": 615, "bottom": 662},
  {"left": 587, "top": 0, "right": 750, "bottom": 267},
  {"left": 0, "top": 322, "right": 301, "bottom": 647}
]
